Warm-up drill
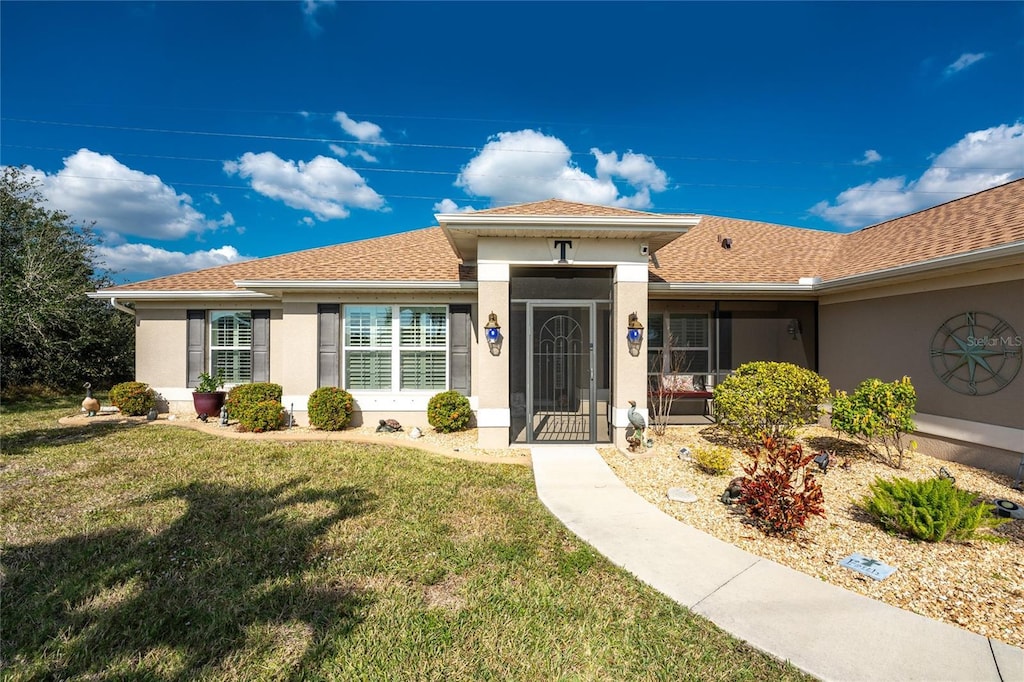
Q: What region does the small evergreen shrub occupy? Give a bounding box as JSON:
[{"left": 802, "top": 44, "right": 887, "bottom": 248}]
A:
[
  {"left": 108, "top": 381, "right": 156, "bottom": 416},
  {"left": 427, "top": 390, "right": 472, "bottom": 433},
  {"left": 713, "top": 361, "right": 830, "bottom": 443},
  {"left": 307, "top": 387, "right": 354, "bottom": 431},
  {"left": 226, "top": 382, "right": 284, "bottom": 432},
  {"left": 692, "top": 445, "right": 734, "bottom": 475},
  {"left": 739, "top": 437, "right": 825, "bottom": 537},
  {"left": 238, "top": 400, "right": 285, "bottom": 433},
  {"left": 831, "top": 376, "right": 917, "bottom": 468},
  {"left": 860, "top": 476, "right": 1009, "bottom": 543}
]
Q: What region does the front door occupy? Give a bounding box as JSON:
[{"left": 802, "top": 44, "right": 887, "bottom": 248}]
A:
[{"left": 527, "top": 303, "right": 596, "bottom": 442}]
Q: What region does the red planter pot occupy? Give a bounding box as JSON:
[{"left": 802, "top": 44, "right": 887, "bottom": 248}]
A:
[{"left": 192, "top": 391, "right": 227, "bottom": 417}]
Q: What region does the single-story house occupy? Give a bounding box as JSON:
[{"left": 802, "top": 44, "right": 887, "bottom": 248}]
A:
[{"left": 92, "top": 179, "right": 1024, "bottom": 476}]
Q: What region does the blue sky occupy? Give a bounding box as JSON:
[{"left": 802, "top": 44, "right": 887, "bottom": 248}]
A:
[{"left": 2, "top": 1, "right": 1022, "bottom": 284}]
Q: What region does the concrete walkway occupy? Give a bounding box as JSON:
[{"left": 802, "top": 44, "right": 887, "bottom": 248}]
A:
[{"left": 531, "top": 446, "right": 1023, "bottom": 682}]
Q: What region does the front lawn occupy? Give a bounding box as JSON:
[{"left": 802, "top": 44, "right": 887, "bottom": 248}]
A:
[{"left": 1, "top": 399, "right": 808, "bottom": 681}]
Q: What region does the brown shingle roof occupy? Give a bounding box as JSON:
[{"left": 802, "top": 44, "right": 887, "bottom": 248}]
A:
[
  {"left": 472, "top": 198, "right": 659, "bottom": 217},
  {"left": 106, "top": 182, "right": 1023, "bottom": 294},
  {"left": 820, "top": 178, "right": 1024, "bottom": 280},
  {"left": 111, "top": 227, "right": 467, "bottom": 292},
  {"left": 651, "top": 215, "right": 843, "bottom": 283}
]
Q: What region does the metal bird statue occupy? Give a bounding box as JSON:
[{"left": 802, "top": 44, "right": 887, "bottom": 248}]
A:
[
  {"left": 627, "top": 400, "right": 646, "bottom": 442},
  {"left": 81, "top": 382, "right": 100, "bottom": 417}
]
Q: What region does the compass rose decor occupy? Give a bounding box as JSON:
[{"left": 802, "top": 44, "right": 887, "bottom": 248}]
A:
[{"left": 929, "top": 312, "right": 1021, "bottom": 395}]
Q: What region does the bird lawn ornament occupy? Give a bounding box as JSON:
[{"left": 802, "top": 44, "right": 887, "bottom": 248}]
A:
[
  {"left": 81, "top": 382, "right": 100, "bottom": 417},
  {"left": 627, "top": 399, "right": 646, "bottom": 437}
]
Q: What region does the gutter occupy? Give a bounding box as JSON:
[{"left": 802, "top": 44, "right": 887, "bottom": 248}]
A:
[{"left": 108, "top": 297, "right": 136, "bottom": 316}]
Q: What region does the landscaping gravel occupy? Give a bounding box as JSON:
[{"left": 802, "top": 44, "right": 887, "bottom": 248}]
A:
[{"left": 599, "top": 425, "right": 1024, "bottom": 650}]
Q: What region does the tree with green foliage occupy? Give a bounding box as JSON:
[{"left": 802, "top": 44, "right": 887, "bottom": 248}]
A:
[
  {"left": 830, "top": 376, "right": 917, "bottom": 468},
  {"left": 0, "top": 166, "right": 135, "bottom": 393}
]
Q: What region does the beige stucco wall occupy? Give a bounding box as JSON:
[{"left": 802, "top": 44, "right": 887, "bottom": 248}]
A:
[
  {"left": 820, "top": 278, "right": 1023, "bottom": 429},
  {"left": 476, "top": 274, "right": 511, "bottom": 448},
  {"left": 135, "top": 306, "right": 187, "bottom": 388},
  {"left": 612, "top": 272, "right": 650, "bottom": 449},
  {"left": 280, "top": 301, "right": 318, "bottom": 400}
]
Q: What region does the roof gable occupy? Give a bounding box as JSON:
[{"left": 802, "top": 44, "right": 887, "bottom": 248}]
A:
[{"left": 471, "top": 198, "right": 658, "bottom": 217}]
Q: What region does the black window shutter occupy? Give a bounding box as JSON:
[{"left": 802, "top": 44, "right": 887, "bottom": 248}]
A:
[
  {"left": 318, "top": 304, "right": 340, "bottom": 387},
  {"left": 251, "top": 309, "right": 271, "bottom": 382},
  {"left": 449, "top": 304, "right": 471, "bottom": 396},
  {"left": 186, "top": 310, "right": 205, "bottom": 387}
]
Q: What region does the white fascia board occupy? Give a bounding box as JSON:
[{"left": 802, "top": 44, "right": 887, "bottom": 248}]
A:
[
  {"left": 233, "top": 280, "right": 478, "bottom": 291},
  {"left": 648, "top": 282, "right": 818, "bottom": 294},
  {"left": 815, "top": 241, "right": 1024, "bottom": 292},
  {"left": 88, "top": 290, "right": 274, "bottom": 300},
  {"left": 437, "top": 213, "right": 701, "bottom": 229}
]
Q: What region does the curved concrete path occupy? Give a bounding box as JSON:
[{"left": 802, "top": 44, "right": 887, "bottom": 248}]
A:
[{"left": 531, "top": 446, "right": 1023, "bottom": 682}]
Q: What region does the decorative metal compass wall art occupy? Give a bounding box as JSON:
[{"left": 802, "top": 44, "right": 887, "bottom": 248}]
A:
[{"left": 929, "top": 312, "right": 1021, "bottom": 395}]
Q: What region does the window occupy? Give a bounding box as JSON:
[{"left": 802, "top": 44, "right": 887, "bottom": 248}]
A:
[
  {"left": 210, "top": 311, "right": 253, "bottom": 383},
  {"left": 647, "top": 312, "right": 710, "bottom": 389},
  {"left": 344, "top": 305, "right": 448, "bottom": 391}
]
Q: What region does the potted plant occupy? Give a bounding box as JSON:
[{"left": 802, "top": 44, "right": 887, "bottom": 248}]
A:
[{"left": 192, "top": 370, "right": 227, "bottom": 417}]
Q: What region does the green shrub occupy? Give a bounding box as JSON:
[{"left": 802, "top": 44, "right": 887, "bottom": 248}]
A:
[
  {"left": 692, "top": 445, "right": 734, "bottom": 475},
  {"left": 427, "top": 390, "right": 472, "bottom": 433},
  {"left": 859, "top": 476, "right": 1009, "bottom": 543},
  {"left": 238, "top": 400, "right": 284, "bottom": 433},
  {"left": 108, "top": 381, "right": 156, "bottom": 416},
  {"left": 713, "top": 362, "right": 830, "bottom": 443},
  {"left": 831, "top": 376, "right": 917, "bottom": 468},
  {"left": 739, "top": 437, "right": 825, "bottom": 537},
  {"left": 307, "top": 387, "right": 354, "bottom": 431},
  {"left": 226, "top": 382, "right": 284, "bottom": 432}
]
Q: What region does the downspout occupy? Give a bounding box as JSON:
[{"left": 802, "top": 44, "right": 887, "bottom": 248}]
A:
[{"left": 109, "top": 297, "right": 136, "bottom": 316}]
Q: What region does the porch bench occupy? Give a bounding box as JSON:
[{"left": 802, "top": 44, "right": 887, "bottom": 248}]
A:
[{"left": 648, "top": 374, "right": 716, "bottom": 420}]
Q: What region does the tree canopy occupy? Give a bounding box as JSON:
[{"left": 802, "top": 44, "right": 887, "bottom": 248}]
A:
[{"left": 1, "top": 166, "right": 134, "bottom": 393}]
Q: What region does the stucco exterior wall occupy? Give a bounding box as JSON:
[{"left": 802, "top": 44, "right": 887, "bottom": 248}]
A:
[
  {"left": 135, "top": 306, "right": 187, "bottom": 389},
  {"left": 820, "top": 279, "right": 1023, "bottom": 430},
  {"left": 612, "top": 267, "right": 650, "bottom": 449}
]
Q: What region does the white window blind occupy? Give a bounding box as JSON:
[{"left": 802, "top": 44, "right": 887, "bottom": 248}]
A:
[
  {"left": 344, "top": 305, "right": 448, "bottom": 391},
  {"left": 210, "top": 311, "right": 253, "bottom": 383}
]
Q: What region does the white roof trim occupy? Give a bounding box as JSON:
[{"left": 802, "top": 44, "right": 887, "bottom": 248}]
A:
[
  {"left": 436, "top": 213, "right": 700, "bottom": 228},
  {"left": 648, "top": 282, "right": 818, "bottom": 293},
  {"left": 233, "top": 279, "right": 477, "bottom": 291},
  {"left": 88, "top": 290, "right": 273, "bottom": 300}
]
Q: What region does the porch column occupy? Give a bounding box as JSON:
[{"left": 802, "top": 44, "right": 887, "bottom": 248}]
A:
[
  {"left": 477, "top": 263, "right": 510, "bottom": 448},
  {"left": 612, "top": 263, "right": 650, "bottom": 450}
]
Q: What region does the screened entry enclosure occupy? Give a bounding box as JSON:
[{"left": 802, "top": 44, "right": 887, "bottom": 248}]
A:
[{"left": 510, "top": 269, "right": 612, "bottom": 444}]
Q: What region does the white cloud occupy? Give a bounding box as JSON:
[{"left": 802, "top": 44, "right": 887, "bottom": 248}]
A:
[
  {"left": 433, "top": 198, "right": 476, "bottom": 214},
  {"left": 811, "top": 122, "right": 1024, "bottom": 228},
  {"left": 352, "top": 149, "right": 379, "bottom": 163},
  {"left": 944, "top": 52, "right": 987, "bottom": 76},
  {"left": 302, "top": 0, "right": 335, "bottom": 34},
  {"left": 328, "top": 144, "right": 348, "bottom": 157},
  {"left": 333, "top": 111, "right": 386, "bottom": 145},
  {"left": 454, "top": 129, "right": 669, "bottom": 209},
  {"left": 18, "top": 149, "right": 222, "bottom": 240},
  {"left": 224, "top": 151, "right": 385, "bottom": 221},
  {"left": 854, "top": 149, "right": 882, "bottom": 166},
  {"left": 95, "top": 243, "right": 252, "bottom": 279}
]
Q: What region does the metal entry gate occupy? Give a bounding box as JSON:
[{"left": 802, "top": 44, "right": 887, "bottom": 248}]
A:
[{"left": 527, "top": 303, "right": 595, "bottom": 442}]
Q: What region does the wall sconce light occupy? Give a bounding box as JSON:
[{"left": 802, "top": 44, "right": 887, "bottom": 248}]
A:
[
  {"left": 484, "top": 311, "right": 503, "bottom": 356},
  {"left": 787, "top": 319, "right": 801, "bottom": 340},
  {"left": 626, "top": 312, "right": 644, "bottom": 357}
]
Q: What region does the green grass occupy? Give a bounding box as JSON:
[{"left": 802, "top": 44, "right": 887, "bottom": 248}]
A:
[{"left": 1, "top": 398, "right": 810, "bottom": 681}]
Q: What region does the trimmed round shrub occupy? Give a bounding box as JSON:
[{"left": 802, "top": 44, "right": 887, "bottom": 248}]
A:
[
  {"left": 831, "top": 376, "right": 917, "bottom": 469},
  {"left": 226, "top": 382, "right": 284, "bottom": 432},
  {"left": 427, "top": 390, "right": 472, "bottom": 433},
  {"left": 713, "top": 361, "right": 830, "bottom": 443},
  {"left": 108, "top": 381, "right": 156, "bottom": 416},
  {"left": 238, "top": 399, "right": 284, "bottom": 433},
  {"left": 307, "top": 387, "right": 354, "bottom": 431}
]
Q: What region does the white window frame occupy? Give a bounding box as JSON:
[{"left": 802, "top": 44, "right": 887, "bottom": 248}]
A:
[
  {"left": 209, "top": 310, "right": 253, "bottom": 384},
  {"left": 343, "top": 304, "right": 449, "bottom": 392}
]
